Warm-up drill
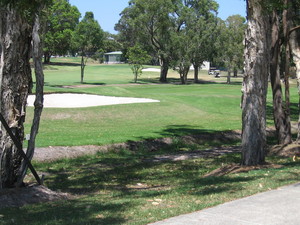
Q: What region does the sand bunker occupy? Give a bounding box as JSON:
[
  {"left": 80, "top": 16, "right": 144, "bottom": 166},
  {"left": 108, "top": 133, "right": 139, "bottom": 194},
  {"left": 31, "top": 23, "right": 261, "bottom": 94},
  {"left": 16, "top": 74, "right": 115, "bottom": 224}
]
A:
[
  {"left": 27, "top": 93, "right": 160, "bottom": 108},
  {"left": 142, "top": 68, "right": 161, "bottom": 72}
]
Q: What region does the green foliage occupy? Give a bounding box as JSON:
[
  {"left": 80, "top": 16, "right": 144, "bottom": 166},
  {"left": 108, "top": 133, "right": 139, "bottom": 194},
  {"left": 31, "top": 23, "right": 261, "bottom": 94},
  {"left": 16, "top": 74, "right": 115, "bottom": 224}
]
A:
[
  {"left": 169, "top": 0, "right": 219, "bottom": 84},
  {"left": 102, "top": 32, "right": 122, "bottom": 53},
  {"left": 0, "top": 0, "right": 52, "bottom": 23},
  {"left": 215, "top": 15, "right": 246, "bottom": 73},
  {"left": 72, "top": 11, "right": 104, "bottom": 57},
  {"left": 117, "top": 0, "right": 220, "bottom": 83},
  {"left": 72, "top": 11, "right": 104, "bottom": 83},
  {"left": 116, "top": 0, "right": 179, "bottom": 81},
  {"left": 127, "top": 45, "right": 151, "bottom": 82},
  {"left": 43, "top": 0, "right": 80, "bottom": 61}
]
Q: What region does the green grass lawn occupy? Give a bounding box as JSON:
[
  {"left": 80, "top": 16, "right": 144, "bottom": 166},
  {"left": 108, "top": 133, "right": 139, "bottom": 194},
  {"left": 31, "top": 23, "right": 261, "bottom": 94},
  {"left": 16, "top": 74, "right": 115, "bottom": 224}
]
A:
[
  {"left": 1, "top": 151, "right": 300, "bottom": 225},
  {"left": 27, "top": 58, "right": 298, "bottom": 147},
  {"left": 26, "top": 83, "right": 244, "bottom": 147},
  {"left": 1, "top": 57, "right": 298, "bottom": 224}
]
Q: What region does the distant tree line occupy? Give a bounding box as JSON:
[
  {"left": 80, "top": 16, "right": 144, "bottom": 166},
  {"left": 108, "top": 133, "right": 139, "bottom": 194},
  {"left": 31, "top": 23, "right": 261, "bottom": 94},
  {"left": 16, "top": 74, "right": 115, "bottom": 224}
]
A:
[{"left": 115, "top": 0, "right": 246, "bottom": 84}]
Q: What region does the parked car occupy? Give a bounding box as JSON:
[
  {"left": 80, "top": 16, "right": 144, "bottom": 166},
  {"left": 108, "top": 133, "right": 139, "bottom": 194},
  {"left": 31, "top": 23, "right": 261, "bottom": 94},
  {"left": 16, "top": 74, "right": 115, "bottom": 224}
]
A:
[{"left": 208, "top": 67, "right": 221, "bottom": 78}]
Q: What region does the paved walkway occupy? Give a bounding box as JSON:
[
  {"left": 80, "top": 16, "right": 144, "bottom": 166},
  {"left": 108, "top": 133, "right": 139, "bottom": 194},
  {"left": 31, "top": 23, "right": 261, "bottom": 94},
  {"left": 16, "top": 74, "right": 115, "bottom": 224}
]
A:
[{"left": 149, "top": 182, "right": 300, "bottom": 225}]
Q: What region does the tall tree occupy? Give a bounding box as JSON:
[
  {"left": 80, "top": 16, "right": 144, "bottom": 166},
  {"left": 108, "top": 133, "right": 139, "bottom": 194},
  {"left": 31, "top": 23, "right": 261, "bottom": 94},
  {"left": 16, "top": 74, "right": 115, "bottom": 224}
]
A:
[
  {"left": 43, "top": 0, "right": 80, "bottom": 63},
  {"left": 127, "top": 45, "right": 151, "bottom": 83},
  {"left": 217, "top": 15, "right": 246, "bottom": 84},
  {"left": 171, "top": 27, "right": 191, "bottom": 84},
  {"left": 116, "top": 0, "right": 177, "bottom": 82},
  {"left": 241, "top": 0, "right": 271, "bottom": 165},
  {"left": 185, "top": 0, "right": 219, "bottom": 83},
  {"left": 269, "top": 8, "right": 292, "bottom": 145},
  {"left": 73, "top": 12, "right": 104, "bottom": 83},
  {"left": 288, "top": 0, "right": 300, "bottom": 142},
  {"left": 290, "top": 30, "right": 300, "bottom": 142},
  {"left": 0, "top": 0, "right": 47, "bottom": 188}
]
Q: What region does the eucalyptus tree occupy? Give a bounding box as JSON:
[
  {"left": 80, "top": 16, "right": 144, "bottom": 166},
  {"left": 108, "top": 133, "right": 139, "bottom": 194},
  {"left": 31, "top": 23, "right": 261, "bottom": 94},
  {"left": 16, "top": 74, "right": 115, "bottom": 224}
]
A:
[
  {"left": 171, "top": 26, "right": 191, "bottom": 84},
  {"left": 116, "top": 0, "right": 178, "bottom": 82},
  {"left": 184, "top": 0, "right": 219, "bottom": 83},
  {"left": 73, "top": 12, "right": 104, "bottom": 83},
  {"left": 43, "top": 0, "right": 80, "bottom": 63},
  {"left": 103, "top": 32, "right": 123, "bottom": 53},
  {"left": 288, "top": 0, "right": 300, "bottom": 142},
  {"left": 127, "top": 45, "right": 151, "bottom": 83},
  {"left": 217, "top": 15, "right": 246, "bottom": 84},
  {"left": 241, "top": 0, "right": 271, "bottom": 165},
  {"left": 267, "top": 0, "right": 300, "bottom": 145},
  {"left": 0, "top": 0, "right": 47, "bottom": 188}
]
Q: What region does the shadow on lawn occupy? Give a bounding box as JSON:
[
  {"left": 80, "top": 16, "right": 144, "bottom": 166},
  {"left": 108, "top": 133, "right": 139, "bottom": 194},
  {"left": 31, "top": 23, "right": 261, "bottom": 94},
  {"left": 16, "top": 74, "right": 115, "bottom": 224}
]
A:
[
  {"left": 1, "top": 198, "right": 128, "bottom": 225},
  {"left": 1, "top": 127, "right": 287, "bottom": 224},
  {"left": 46, "top": 62, "right": 81, "bottom": 67}
]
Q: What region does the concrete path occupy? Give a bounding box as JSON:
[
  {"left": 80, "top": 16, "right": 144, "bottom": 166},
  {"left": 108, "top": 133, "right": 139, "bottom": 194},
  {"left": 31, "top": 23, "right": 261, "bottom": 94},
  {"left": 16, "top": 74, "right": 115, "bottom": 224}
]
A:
[{"left": 149, "top": 183, "right": 300, "bottom": 225}]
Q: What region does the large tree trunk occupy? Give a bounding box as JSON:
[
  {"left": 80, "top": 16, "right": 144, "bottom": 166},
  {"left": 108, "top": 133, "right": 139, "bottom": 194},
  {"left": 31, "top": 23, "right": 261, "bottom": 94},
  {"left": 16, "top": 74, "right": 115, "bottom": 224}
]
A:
[
  {"left": 282, "top": 2, "right": 292, "bottom": 144},
  {"left": 290, "top": 29, "right": 300, "bottom": 142},
  {"left": 270, "top": 11, "right": 292, "bottom": 145},
  {"left": 159, "top": 56, "right": 169, "bottom": 82},
  {"left": 241, "top": 0, "right": 270, "bottom": 166},
  {"left": 0, "top": 7, "right": 33, "bottom": 188}
]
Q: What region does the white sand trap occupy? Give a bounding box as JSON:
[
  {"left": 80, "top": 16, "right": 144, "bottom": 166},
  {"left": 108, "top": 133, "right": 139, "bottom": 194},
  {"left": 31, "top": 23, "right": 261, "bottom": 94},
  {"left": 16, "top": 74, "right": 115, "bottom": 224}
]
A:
[
  {"left": 142, "top": 68, "right": 161, "bottom": 72},
  {"left": 27, "top": 93, "right": 160, "bottom": 108}
]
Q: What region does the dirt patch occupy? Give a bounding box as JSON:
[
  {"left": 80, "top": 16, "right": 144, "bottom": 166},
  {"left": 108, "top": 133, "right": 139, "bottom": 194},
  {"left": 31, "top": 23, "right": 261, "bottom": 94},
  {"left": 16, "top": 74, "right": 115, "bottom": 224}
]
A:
[
  {"left": 33, "top": 130, "right": 242, "bottom": 162},
  {"left": 267, "top": 142, "right": 300, "bottom": 158},
  {"left": 203, "top": 163, "right": 283, "bottom": 177},
  {"left": 0, "top": 184, "right": 71, "bottom": 209}
]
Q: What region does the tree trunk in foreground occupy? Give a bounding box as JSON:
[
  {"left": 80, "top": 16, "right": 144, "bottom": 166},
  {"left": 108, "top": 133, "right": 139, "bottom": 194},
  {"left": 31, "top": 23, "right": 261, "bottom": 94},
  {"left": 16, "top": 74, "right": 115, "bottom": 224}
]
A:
[
  {"left": 16, "top": 13, "right": 44, "bottom": 187},
  {"left": 290, "top": 29, "right": 300, "bottom": 143},
  {"left": 241, "top": 0, "right": 270, "bottom": 166},
  {"left": 0, "top": 7, "right": 33, "bottom": 188},
  {"left": 270, "top": 11, "right": 292, "bottom": 145}
]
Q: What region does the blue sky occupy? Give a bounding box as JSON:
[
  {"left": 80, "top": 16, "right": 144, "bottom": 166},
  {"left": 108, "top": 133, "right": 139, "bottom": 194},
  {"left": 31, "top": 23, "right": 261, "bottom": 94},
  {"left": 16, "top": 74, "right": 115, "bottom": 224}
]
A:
[{"left": 69, "top": 0, "right": 246, "bottom": 34}]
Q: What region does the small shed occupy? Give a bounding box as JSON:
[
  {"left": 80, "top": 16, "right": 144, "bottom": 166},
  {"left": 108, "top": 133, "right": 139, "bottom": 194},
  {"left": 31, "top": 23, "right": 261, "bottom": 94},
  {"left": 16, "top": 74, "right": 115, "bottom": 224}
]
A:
[{"left": 104, "top": 51, "right": 123, "bottom": 64}]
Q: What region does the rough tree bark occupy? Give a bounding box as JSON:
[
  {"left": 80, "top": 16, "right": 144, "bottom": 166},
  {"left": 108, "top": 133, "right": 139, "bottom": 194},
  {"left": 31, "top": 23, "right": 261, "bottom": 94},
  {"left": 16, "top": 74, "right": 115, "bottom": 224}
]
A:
[
  {"left": 282, "top": 0, "right": 292, "bottom": 143},
  {"left": 241, "top": 0, "right": 270, "bottom": 166},
  {"left": 290, "top": 29, "right": 300, "bottom": 142},
  {"left": 0, "top": 6, "right": 33, "bottom": 188},
  {"left": 270, "top": 11, "right": 292, "bottom": 145},
  {"left": 16, "top": 12, "right": 44, "bottom": 187}
]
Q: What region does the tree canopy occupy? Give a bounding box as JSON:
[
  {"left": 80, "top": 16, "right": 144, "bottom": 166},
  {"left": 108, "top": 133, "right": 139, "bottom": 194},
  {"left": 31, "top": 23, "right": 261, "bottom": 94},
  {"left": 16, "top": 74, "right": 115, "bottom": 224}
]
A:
[
  {"left": 43, "top": 0, "right": 80, "bottom": 63},
  {"left": 72, "top": 11, "right": 104, "bottom": 83}
]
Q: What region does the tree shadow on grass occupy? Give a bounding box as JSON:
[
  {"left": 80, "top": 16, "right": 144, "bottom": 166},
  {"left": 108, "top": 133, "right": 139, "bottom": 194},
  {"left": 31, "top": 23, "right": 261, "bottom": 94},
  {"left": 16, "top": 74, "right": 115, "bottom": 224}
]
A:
[
  {"left": 47, "top": 62, "right": 81, "bottom": 67},
  {"left": 1, "top": 199, "right": 129, "bottom": 225}
]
